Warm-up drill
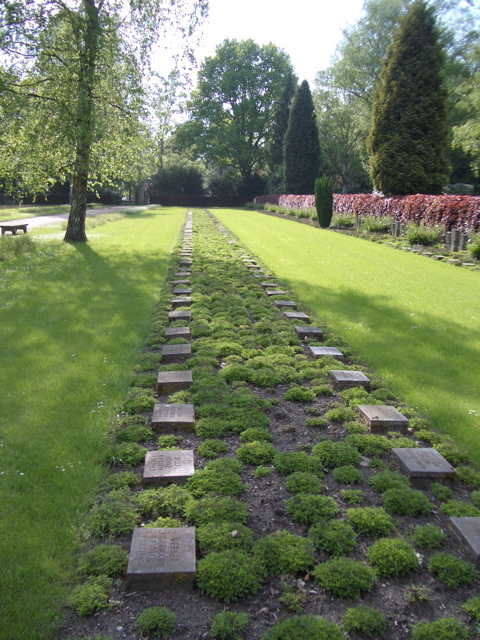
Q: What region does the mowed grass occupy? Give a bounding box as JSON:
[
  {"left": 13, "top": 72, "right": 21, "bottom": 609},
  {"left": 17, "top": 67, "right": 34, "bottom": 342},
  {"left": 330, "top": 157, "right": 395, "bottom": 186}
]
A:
[
  {"left": 213, "top": 209, "right": 480, "bottom": 464},
  {"left": 0, "top": 207, "right": 185, "bottom": 639}
]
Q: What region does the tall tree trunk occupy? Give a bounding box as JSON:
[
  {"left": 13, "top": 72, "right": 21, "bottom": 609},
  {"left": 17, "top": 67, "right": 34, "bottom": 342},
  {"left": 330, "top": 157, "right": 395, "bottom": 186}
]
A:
[{"left": 64, "top": 0, "right": 99, "bottom": 242}]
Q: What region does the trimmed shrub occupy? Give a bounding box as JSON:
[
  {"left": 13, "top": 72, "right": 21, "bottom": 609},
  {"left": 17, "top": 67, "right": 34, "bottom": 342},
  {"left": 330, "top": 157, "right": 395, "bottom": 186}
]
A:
[
  {"left": 285, "top": 472, "right": 323, "bottom": 494},
  {"left": 461, "top": 596, "right": 480, "bottom": 622},
  {"left": 342, "top": 605, "right": 386, "bottom": 638},
  {"left": 185, "top": 496, "right": 248, "bottom": 527},
  {"left": 411, "top": 525, "right": 446, "bottom": 550},
  {"left": 346, "top": 507, "right": 393, "bottom": 537},
  {"left": 274, "top": 451, "right": 324, "bottom": 477},
  {"left": 196, "top": 550, "right": 265, "bottom": 602},
  {"left": 366, "top": 538, "right": 418, "bottom": 577},
  {"left": 410, "top": 618, "right": 469, "bottom": 640},
  {"left": 332, "top": 465, "right": 362, "bottom": 484},
  {"left": 439, "top": 499, "right": 480, "bottom": 517},
  {"left": 261, "top": 615, "right": 344, "bottom": 640},
  {"left": 197, "top": 439, "right": 228, "bottom": 459},
  {"left": 67, "top": 576, "right": 111, "bottom": 617},
  {"left": 135, "top": 606, "right": 176, "bottom": 638},
  {"left": 340, "top": 489, "right": 364, "bottom": 504},
  {"left": 430, "top": 482, "right": 453, "bottom": 502},
  {"left": 286, "top": 494, "right": 339, "bottom": 525},
  {"left": 211, "top": 611, "right": 248, "bottom": 640},
  {"left": 185, "top": 469, "right": 246, "bottom": 498},
  {"left": 197, "top": 522, "right": 254, "bottom": 555},
  {"left": 428, "top": 552, "right": 478, "bottom": 588},
  {"left": 382, "top": 488, "right": 432, "bottom": 516},
  {"left": 236, "top": 441, "right": 276, "bottom": 465},
  {"left": 345, "top": 434, "right": 391, "bottom": 456},
  {"left": 312, "top": 441, "right": 360, "bottom": 469},
  {"left": 313, "top": 558, "right": 376, "bottom": 599},
  {"left": 309, "top": 519, "right": 356, "bottom": 557},
  {"left": 368, "top": 470, "right": 410, "bottom": 494},
  {"left": 315, "top": 175, "right": 334, "bottom": 228},
  {"left": 77, "top": 545, "right": 128, "bottom": 578},
  {"left": 239, "top": 427, "right": 272, "bottom": 442},
  {"left": 89, "top": 490, "right": 139, "bottom": 538},
  {"left": 253, "top": 531, "right": 315, "bottom": 576},
  {"left": 284, "top": 386, "right": 316, "bottom": 402}
]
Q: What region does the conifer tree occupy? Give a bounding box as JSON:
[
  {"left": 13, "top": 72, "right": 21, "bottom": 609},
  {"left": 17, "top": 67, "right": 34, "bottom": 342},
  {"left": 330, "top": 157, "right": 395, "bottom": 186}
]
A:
[
  {"left": 367, "top": 0, "right": 450, "bottom": 195},
  {"left": 284, "top": 80, "right": 321, "bottom": 194}
]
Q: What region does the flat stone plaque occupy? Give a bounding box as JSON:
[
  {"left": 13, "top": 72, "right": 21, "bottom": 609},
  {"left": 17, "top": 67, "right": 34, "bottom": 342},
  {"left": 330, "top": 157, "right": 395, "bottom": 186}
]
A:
[
  {"left": 308, "top": 346, "right": 344, "bottom": 360},
  {"left": 127, "top": 527, "right": 196, "bottom": 590},
  {"left": 450, "top": 518, "right": 480, "bottom": 566},
  {"left": 162, "top": 344, "right": 191, "bottom": 363},
  {"left": 254, "top": 274, "right": 270, "bottom": 279},
  {"left": 329, "top": 370, "right": 370, "bottom": 390},
  {"left": 274, "top": 300, "right": 297, "bottom": 309},
  {"left": 283, "top": 311, "right": 310, "bottom": 323},
  {"left": 168, "top": 309, "right": 191, "bottom": 321},
  {"left": 165, "top": 327, "right": 191, "bottom": 342},
  {"left": 173, "top": 279, "right": 190, "bottom": 286},
  {"left": 266, "top": 289, "right": 286, "bottom": 296},
  {"left": 392, "top": 447, "right": 456, "bottom": 487},
  {"left": 294, "top": 326, "right": 324, "bottom": 341},
  {"left": 179, "top": 259, "right": 193, "bottom": 266},
  {"left": 143, "top": 450, "right": 194, "bottom": 486},
  {"left": 358, "top": 405, "right": 409, "bottom": 434},
  {"left": 156, "top": 370, "right": 193, "bottom": 394},
  {"left": 171, "top": 296, "right": 192, "bottom": 309},
  {"left": 260, "top": 282, "right": 278, "bottom": 288},
  {"left": 173, "top": 288, "right": 192, "bottom": 295},
  {"left": 152, "top": 403, "right": 195, "bottom": 433},
  {"left": 175, "top": 271, "right": 191, "bottom": 277}
]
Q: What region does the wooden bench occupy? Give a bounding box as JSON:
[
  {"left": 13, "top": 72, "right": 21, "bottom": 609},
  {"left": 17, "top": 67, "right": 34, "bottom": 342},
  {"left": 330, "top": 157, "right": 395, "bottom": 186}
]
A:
[{"left": 0, "top": 223, "right": 28, "bottom": 236}]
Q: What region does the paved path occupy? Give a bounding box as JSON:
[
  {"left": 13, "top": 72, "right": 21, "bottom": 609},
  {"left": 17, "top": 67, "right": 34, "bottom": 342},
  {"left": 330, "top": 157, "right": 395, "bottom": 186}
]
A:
[{"left": 1, "top": 205, "right": 152, "bottom": 230}]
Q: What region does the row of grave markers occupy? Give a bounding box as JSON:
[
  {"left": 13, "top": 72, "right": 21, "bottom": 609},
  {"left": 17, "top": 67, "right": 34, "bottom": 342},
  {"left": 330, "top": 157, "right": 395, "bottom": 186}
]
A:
[{"left": 126, "top": 210, "right": 480, "bottom": 591}]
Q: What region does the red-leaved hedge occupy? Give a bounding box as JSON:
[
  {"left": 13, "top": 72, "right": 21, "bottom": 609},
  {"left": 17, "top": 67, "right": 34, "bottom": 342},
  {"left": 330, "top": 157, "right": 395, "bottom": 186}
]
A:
[{"left": 254, "top": 193, "right": 480, "bottom": 233}]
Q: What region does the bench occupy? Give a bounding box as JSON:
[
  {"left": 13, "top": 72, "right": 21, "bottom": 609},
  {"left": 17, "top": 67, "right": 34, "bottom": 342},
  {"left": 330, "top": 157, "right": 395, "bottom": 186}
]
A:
[{"left": 0, "top": 223, "right": 28, "bottom": 236}]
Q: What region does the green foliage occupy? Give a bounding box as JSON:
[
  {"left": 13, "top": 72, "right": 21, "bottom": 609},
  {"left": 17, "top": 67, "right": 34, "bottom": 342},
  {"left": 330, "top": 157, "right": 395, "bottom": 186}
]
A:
[
  {"left": 332, "top": 465, "right": 362, "bottom": 484},
  {"left": 286, "top": 494, "right": 338, "bottom": 525},
  {"left": 435, "top": 442, "right": 470, "bottom": 466},
  {"left": 274, "top": 451, "right": 324, "bottom": 477},
  {"left": 284, "top": 386, "right": 316, "bottom": 402},
  {"left": 404, "top": 223, "right": 443, "bottom": 246},
  {"left": 197, "top": 522, "right": 254, "bottom": 555},
  {"left": 428, "top": 552, "right": 478, "bottom": 588},
  {"left": 205, "top": 458, "right": 243, "bottom": 475},
  {"left": 108, "top": 442, "right": 147, "bottom": 468},
  {"left": 305, "top": 417, "right": 328, "bottom": 428},
  {"left": 361, "top": 215, "right": 392, "bottom": 233},
  {"left": 239, "top": 427, "right": 272, "bottom": 442},
  {"left": 261, "top": 615, "right": 345, "bottom": 640},
  {"left": 411, "top": 525, "right": 446, "bottom": 550},
  {"left": 430, "top": 482, "right": 453, "bottom": 502},
  {"left": 254, "top": 466, "right": 272, "bottom": 478},
  {"left": 312, "top": 440, "right": 360, "bottom": 468},
  {"left": 88, "top": 490, "right": 139, "bottom": 538},
  {"left": 368, "top": 470, "right": 410, "bottom": 493},
  {"left": 345, "top": 434, "right": 391, "bottom": 456},
  {"left": 342, "top": 605, "right": 387, "bottom": 638},
  {"left": 67, "top": 576, "right": 111, "bottom": 617},
  {"left": 104, "top": 472, "right": 139, "bottom": 490},
  {"left": 324, "top": 407, "right": 356, "bottom": 423},
  {"left": 285, "top": 472, "right": 323, "bottom": 494},
  {"left": 410, "top": 618, "right": 469, "bottom": 640},
  {"left": 366, "top": 538, "right": 418, "bottom": 577},
  {"left": 382, "top": 488, "right": 432, "bottom": 516},
  {"left": 158, "top": 434, "right": 183, "bottom": 450},
  {"left": 197, "top": 439, "right": 228, "bottom": 459},
  {"left": 120, "top": 388, "right": 156, "bottom": 414},
  {"left": 344, "top": 420, "right": 368, "bottom": 434},
  {"left": 253, "top": 531, "right": 315, "bottom": 576},
  {"left": 340, "top": 489, "right": 364, "bottom": 504},
  {"left": 461, "top": 596, "right": 480, "bottom": 622},
  {"left": 145, "top": 517, "right": 182, "bottom": 529},
  {"left": 313, "top": 558, "right": 376, "bottom": 599},
  {"left": 332, "top": 212, "right": 356, "bottom": 228},
  {"left": 284, "top": 80, "right": 321, "bottom": 194},
  {"left": 115, "top": 424, "right": 153, "bottom": 443},
  {"left": 309, "top": 519, "right": 356, "bottom": 557},
  {"left": 211, "top": 611, "right": 249, "bottom": 640},
  {"left": 185, "top": 496, "right": 248, "bottom": 527},
  {"left": 456, "top": 465, "right": 480, "bottom": 488},
  {"left": 135, "top": 606, "right": 176, "bottom": 638},
  {"left": 346, "top": 507, "right": 393, "bottom": 536},
  {"left": 185, "top": 469, "right": 246, "bottom": 498},
  {"left": 315, "top": 175, "right": 334, "bottom": 228},
  {"left": 236, "top": 441, "right": 276, "bottom": 465},
  {"left": 439, "top": 499, "right": 480, "bottom": 517},
  {"left": 134, "top": 485, "right": 193, "bottom": 519},
  {"left": 367, "top": 0, "right": 449, "bottom": 195},
  {"left": 468, "top": 233, "right": 480, "bottom": 260},
  {"left": 196, "top": 550, "right": 265, "bottom": 602},
  {"left": 78, "top": 545, "right": 128, "bottom": 578}
]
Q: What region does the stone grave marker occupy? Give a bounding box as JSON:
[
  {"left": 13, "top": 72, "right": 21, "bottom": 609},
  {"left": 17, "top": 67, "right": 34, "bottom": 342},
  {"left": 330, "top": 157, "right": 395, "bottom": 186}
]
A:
[
  {"left": 308, "top": 346, "right": 344, "bottom": 360},
  {"left": 266, "top": 289, "right": 286, "bottom": 296},
  {"left": 283, "top": 311, "right": 310, "bottom": 323},
  {"left": 127, "top": 527, "right": 196, "bottom": 590},
  {"left": 173, "top": 288, "right": 192, "bottom": 295},
  {"left": 450, "top": 518, "right": 480, "bottom": 567},
  {"left": 358, "top": 405, "right": 409, "bottom": 434},
  {"left": 162, "top": 344, "right": 191, "bottom": 364},
  {"left": 143, "top": 450, "right": 194, "bottom": 486},
  {"left": 329, "top": 370, "right": 370, "bottom": 390},
  {"left": 175, "top": 271, "right": 191, "bottom": 278},
  {"left": 151, "top": 403, "right": 195, "bottom": 432},
  {"left": 254, "top": 274, "right": 270, "bottom": 279},
  {"left": 392, "top": 447, "right": 456, "bottom": 488},
  {"left": 165, "top": 327, "right": 191, "bottom": 341},
  {"left": 294, "top": 326, "right": 324, "bottom": 341},
  {"left": 168, "top": 309, "right": 191, "bottom": 321},
  {"left": 171, "top": 296, "right": 192, "bottom": 309},
  {"left": 179, "top": 260, "right": 193, "bottom": 268},
  {"left": 260, "top": 282, "right": 278, "bottom": 288},
  {"left": 156, "top": 370, "right": 193, "bottom": 394},
  {"left": 274, "top": 300, "right": 297, "bottom": 309},
  {"left": 173, "top": 279, "right": 190, "bottom": 286}
]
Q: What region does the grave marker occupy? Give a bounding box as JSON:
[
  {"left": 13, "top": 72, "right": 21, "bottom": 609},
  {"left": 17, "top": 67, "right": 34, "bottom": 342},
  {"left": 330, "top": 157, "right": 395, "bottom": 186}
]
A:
[
  {"left": 171, "top": 296, "right": 192, "bottom": 309},
  {"left": 165, "top": 327, "right": 191, "bottom": 341},
  {"left": 329, "top": 370, "right": 370, "bottom": 390},
  {"left": 156, "top": 370, "right": 193, "bottom": 394},
  {"left": 162, "top": 344, "right": 191, "bottom": 364},
  {"left": 274, "top": 300, "right": 297, "bottom": 309},
  {"left": 358, "top": 405, "right": 409, "bottom": 433},
  {"left": 173, "top": 288, "right": 192, "bottom": 295},
  {"left": 168, "top": 309, "right": 191, "bottom": 321},
  {"left": 450, "top": 518, "right": 480, "bottom": 567},
  {"left": 283, "top": 311, "right": 310, "bottom": 323},
  {"left": 308, "top": 346, "right": 344, "bottom": 360},
  {"left": 392, "top": 447, "right": 456, "bottom": 487},
  {"left": 173, "top": 280, "right": 190, "bottom": 286},
  {"left": 175, "top": 271, "right": 191, "bottom": 277},
  {"left": 151, "top": 403, "right": 195, "bottom": 432},
  {"left": 260, "top": 282, "right": 278, "bottom": 288},
  {"left": 294, "top": 326, "right": 324, "bottom": 341},
  {"left": 143, "top": 450, "right": 194, "bottom": 486},
  {"left": 266, "top": 289, "right": 286, "bottom": 296},
  {"left": 127, "top": 527, "right": 196, "bottom": 590}
]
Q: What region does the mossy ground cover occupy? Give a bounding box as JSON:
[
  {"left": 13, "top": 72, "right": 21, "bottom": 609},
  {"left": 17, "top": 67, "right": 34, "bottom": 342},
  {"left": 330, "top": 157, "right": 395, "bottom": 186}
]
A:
[
  {"left": 0, "top": 207, "right": 185, "bottom": 639},
  {"left": 212, "top": 208, "right": 480, "bottom": 465}
]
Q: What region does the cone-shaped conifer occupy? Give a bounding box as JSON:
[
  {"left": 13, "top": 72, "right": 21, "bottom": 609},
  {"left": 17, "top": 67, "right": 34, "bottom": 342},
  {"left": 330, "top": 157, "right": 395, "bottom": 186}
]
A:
[
  {"left": 367, "top": 0, "right": 450, "bottom": 195},
  {"left": 284, "top": 80, "right": 321, "bottom": 194}
]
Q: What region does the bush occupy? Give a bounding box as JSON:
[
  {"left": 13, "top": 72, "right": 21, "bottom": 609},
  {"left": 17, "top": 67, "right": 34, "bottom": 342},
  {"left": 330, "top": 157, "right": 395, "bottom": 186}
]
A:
[
  {"left": 185, "top": 469, "right": 246, "bottom": 498},
  {"left": 461, "top": 596, "right": 480, "bottom": 622},
  {"left": 236, "top": 441, "right": 276, "bottom": 465},
  {"left": 134, "top": 486, "right": 193, "bottom": 519},
  {"left": 404, "top": 223, "right": 443, "bottom": 246},
  {"left": 274, "top": 451, "right": 324, "bottom": 477},
  {"left": 77, "top": 545, "right": 128, "bottom": 577},
  {"left": 345, "top": 434, "right": 392, "bottom": 456},
  {"left": 313, "top": 558, "right": 377, "bottom": 599},
  {"left": 332, "top": 465, "right": 362, "bottom": 484},
  {"left": 286, "top": 494, "right": 339, "bottom": 525},
  {"left": 108, "top": 442, "right": 147, "bottom": 468},
  {"left": 67, "top": 576, "right": 111, "bottom": 617},
  {"left": 120, "top": 388, "right": 156, "bottom": 414},
  {"left": 211, "top": 611, "right": 248, "bottom": 640},
  {"left": 362, "top": 215, "right": 392, "bottom": 233},
  {"left": 382, "top": 488, "right": 432, "bottom": 516},
  {"left": 105, "top": 471, "right": 139, "bottom": 490},
  {"left": 88, "top": 489, "right": 139, "bottom": 538},
  {"left": 429, "top": 482, "right": 453, "bottom": 502},
  {"left": 261, "top": 615, "right": 344, "bottom": 640},
  {"left": 332, "top": 212, "right": 356, "bottom": 227},
  {"left": 428, "top": 552, "right": 478, "bottom": 588},
  {"left": 366, "top": 538, "right": 418, "bottom": 577},
  {"left": 239, "top": 427, "right": 272, "bottom": 442},
  {"left": 410, "top": 618, "right": 469, "bottom": 640},
  {"left": 284, "top": 386, "right": 316, "bottom": 402},
  {"left": 157, "top": 434, "right": 183, "bottom": 450},
  {"left": 468, "top": 232, "right": 480, "bottom": 260},
  {"left": 305, "top": 417, "right": 328, "bottom": 428},
  {"left": 436, "top": 442, "right": 470, "bottom": 466},
  {"left": 197, "top": 522, "right": 254, "bottom": 555},
  {"left": 346, "top": 507, "right": 393, "bottom": 537},
  {"left": 342, "top": 605, "right": 387, "bottom": 638},
  {"left": 439, "top": 499, "right": 480, "bottom": 517},
  {"left": 185, "top": 496, "right": 248, "bottom": 527},
  {"left": 254, "top": 466, "right": 271, "bottom": 478},
  {"left": 253, "top": 531, "right": 315, "bottom": 576},
  {"left": 312, "top": 441, "right": 360, "bottom": 469},
  {"left": 145, "top": 517, "right": 182, "bottom": 529},
  {"left": 197, "top": 439, "right": 228, "bottom": 459},
  {"left": 340, "top": 489, "right": 364, "bottom": 504},
  {"left": 135, "top": 606, "right": 176, "bottom": 638},
  {"left": 324, "top": 407, "right": 356, "bottom": 423},
  {"left": 311, "top": 384, "right": 333, "bottom": 397},
  {"left": 368, "top": 470, "right": 410, "bottom": 494},
  {"left": 285, "top": 472, "right": 323, "bottom": 494},
  {"left": 196, "top": 550, "right": 265, "bottom": 602},
  {"left": 115, "top": 424, "right": 153, "bottom": 443},
  {"left": 411, "top": 525, "right": 446, "bottom": 550},
  {"left": 309, "top": 519, "right": 356, "bottom": 556},
  {"left": 456, "top": 465, "right": 480, "bottom": 488}
]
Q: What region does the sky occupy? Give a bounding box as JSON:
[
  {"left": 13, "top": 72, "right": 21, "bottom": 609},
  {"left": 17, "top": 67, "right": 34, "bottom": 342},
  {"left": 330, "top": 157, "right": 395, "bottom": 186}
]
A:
[{"left": 193, "top": 0, "right": 366, "bottom": 85}]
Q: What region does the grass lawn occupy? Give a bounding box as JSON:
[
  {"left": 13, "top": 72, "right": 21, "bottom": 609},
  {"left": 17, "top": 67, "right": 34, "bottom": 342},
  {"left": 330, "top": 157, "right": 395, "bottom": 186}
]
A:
[
  {"left": 0, "top": 207, "right": 185, "bottom": 639},
  {"left": 213, "top": 208, "right": 480, "bottom": 464}
]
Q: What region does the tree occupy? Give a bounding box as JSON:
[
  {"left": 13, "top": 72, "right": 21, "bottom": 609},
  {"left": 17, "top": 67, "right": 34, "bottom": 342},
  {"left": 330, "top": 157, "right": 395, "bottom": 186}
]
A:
[
  {"left": 182, "top": 39, "right": 295, "bottom": 200},
  {"left": 0, "top": 0, "right": 207, "bottom": 241},
  {"left": 367, "top": 0, "right": 450, "bottom": 195},
  {"left": 267, "top": 72, "right": 297, "bottom": 191},
  {"left": 283, "top": 80, "right": 321, "bottom": 195},
  {"left": 315, "top": 175, "right": 334, "bottom": 228}
]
